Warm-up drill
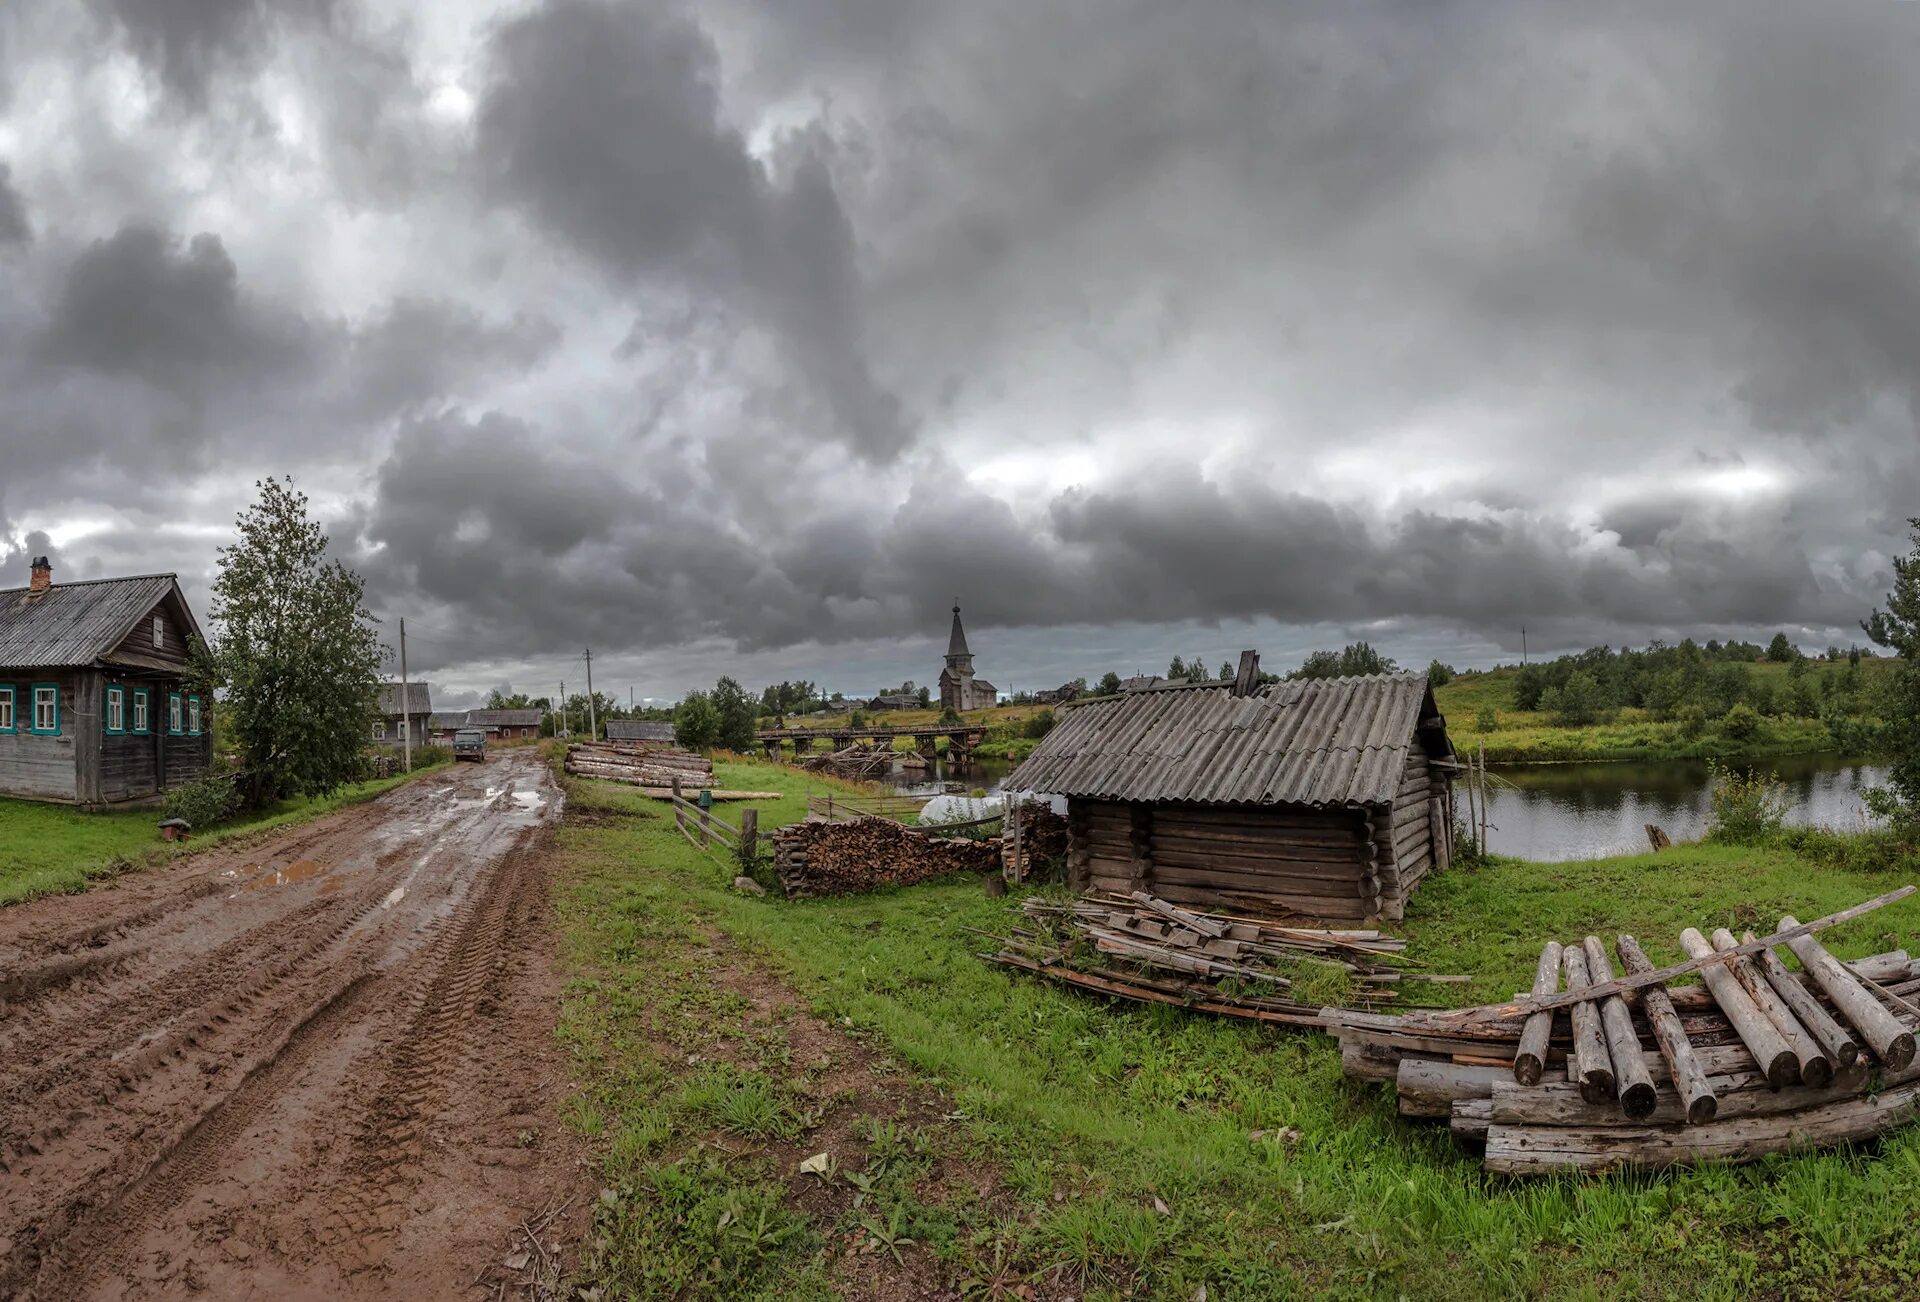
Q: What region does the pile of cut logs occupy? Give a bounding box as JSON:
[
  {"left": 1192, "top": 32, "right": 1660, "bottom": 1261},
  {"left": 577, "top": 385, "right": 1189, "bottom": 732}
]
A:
[
  {"left": 1322, "top": 886, "right": 1920, "bottom": 1173},
  {"left": 772, "top": 816, "right": 1001, "bottom": 897},
  {"left": 564, "top": 742, "right": 713, "bottom": 788},
  {"left": 985, "top": 892, "right": 1462, "bottom": 1027}
]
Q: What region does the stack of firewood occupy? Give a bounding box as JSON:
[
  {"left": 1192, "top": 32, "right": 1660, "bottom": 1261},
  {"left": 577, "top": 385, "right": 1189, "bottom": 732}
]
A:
[
  {"left": 772, "top": 816, "right": 1001, "bottom": 897},
  {"left": 1322, "top": 886, "right": 1920, "bottom": 1173},
  {"left": 984, "top": 892, "right": 1460, "bottom": 1026},
  {"left": 564, "top": 742, "right": 713, "bottom": 788}
]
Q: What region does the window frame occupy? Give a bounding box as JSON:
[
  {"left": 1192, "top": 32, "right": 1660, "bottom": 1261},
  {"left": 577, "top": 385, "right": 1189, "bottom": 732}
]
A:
[
  {"left": 153, "top": 614, "right": 165, "bottom": 649},
  {"left": 187, "top": 695, "right": 202, "bottom": 736},
  {"left": 372, "top": 720, "right": 386, "bottom": 741},
  {"left": 106, "top": 684, "right": 125, "bottom": 735},
  {"left": 168, "top": 692, "right": 183, "bottom": 736},
  {"left": 0, "top": 686, "right": 13, "bottom": 734},
  {"left": 31, "top": 683, "right": 60, "bottom": 735},
  {"left": 132, "top": 688, "right": 150, "bottom": 735}
]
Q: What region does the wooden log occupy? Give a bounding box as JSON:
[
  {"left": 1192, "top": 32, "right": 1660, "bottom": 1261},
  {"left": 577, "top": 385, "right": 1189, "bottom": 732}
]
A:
[
  {"left": 1711, "top": 928, "right": 1832, "bottom": 1088},
  {"left": 1616, "top": 934, "right": 1717, "bottom": 1125},
  {"left": 1512, "top": 941, "right": 1563, "bottom": 1086},
  {"left": 1450, "top": 1097, "right": 1492, "bottom": 1142},
  {"left": 1749, "top": 935, "right": 1860, "bottom": 1068},
  {"left": 1396, "top": 1059, "right": 1511, "bottom": 1118},
  {"left": 1487, "top": 1051, "right": 1920, "bottom": 1128},
  {"left": 1581, "top": 937, "right": 1658, "bottom": 1118},
  {"left": 1679, "top": 928, "right": 1798, "bottom": 1089},
  {"left": 1560, "top": 944, "right": 1615, "bottom": 1104},
  {"left": 1780, "top": 915, "right": 1917, "bottom": 1070}
]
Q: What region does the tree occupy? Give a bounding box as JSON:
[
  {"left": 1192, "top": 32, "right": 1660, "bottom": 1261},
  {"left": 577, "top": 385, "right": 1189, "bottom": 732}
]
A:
[
  {"left": 1766, "top": 632, "right": 1796, "bottom": 663},
  {"left": 674, "top": 691, "right": 719, "bottom": 749},
  {"left": 710, "top": 676, "right": 758, "bottom": 751},
  {"left": 1168, "top": 655, "right": 1187, "bottom": 680},
  {"left": 1096, "top": 671, "right": 1123, "bottom": 697},
  {"left": 1864, "top": 518, "right": 1920, "bottom": 820},
  {"left": 917, "top": 685, "right": 931, "bottom": 707},
  {"left": 1546, "top": 670, "right": 1605, "bottom": 726},
  {"left": 1427, "top": 660, "right": 1455, "bottom": 687},
  {"left": 195, "top": 478, "right": 382, "bottom": 805}
]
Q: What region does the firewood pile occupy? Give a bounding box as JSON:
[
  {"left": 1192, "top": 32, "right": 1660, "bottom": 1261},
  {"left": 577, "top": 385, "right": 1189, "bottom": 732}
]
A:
[
  {"left": 564, "top": 742, "right": 713, "bottom": 788},
  {"left": 1322, "top": 886, "right": 1920, "bottom": 1173},
  {"left": 772, "top": 816, "right": 1002, "bottom": 897},
  {"left": 802, "top": 744, "right": 893, "bottom": 777},
  {"left": 984, "top": 892, "right": 1464, "bottom": 1027}
]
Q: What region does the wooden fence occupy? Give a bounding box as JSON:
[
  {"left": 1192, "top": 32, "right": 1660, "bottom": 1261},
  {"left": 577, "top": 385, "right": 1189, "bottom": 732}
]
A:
[
  {"left": 668, "top": 781, "right": 758, "bottom": 870},
  {"left": 804, "top": 791, "right": 933, "bottom": 824}
]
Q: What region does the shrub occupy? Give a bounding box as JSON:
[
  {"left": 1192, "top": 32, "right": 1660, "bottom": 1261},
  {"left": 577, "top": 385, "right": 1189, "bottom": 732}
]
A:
[
  {"left": 1427, "top": 660, "right": 1455, "bottom": 687},
  {"left": 1704, "top": 762, "right": 1787, "bottom": 844},
  {"left": 1676, "top": 704, "right": 1708, "bottom": 739},
  {"left": 1473, "top": 705, "right": 1498, "bottom": 733},
  {"left": 161, "top": 773, "right": 240, "bottom": 829},
  {"left": 1720, "top": 702, "right": 1763, "bottom": 742},
  {"left": 1021, "top": 709, "right": 1057, "bottom": 740},
  {"left": 937, "top": 706, "right": 963, "bottom": 726}
]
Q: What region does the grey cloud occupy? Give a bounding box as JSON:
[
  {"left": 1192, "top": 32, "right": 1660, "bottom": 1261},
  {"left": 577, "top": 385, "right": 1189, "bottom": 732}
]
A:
[
  {"left": 87, "top": 0, "right": 337, "bottom": 105},
  {"left": 475, "top": 0, "right": 906, "bottom": 459},
  {"left": 0, "top": 164, "right": 27, "bottom": 245}
]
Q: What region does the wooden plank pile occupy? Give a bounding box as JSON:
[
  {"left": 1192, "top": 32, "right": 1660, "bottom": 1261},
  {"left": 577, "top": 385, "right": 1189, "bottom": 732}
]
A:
[
  {"left": 1321, "top": 886, "right": 1920, "bottom": 1173},
  {"left": 984, "top": 892, "right": 1462, "bottom": 1027},
  {"left": 772, "top": 816, "right": 1001, "bottom": 898},
  {"left": 565, "top": 741, "right": 713, "bottom": 788}
]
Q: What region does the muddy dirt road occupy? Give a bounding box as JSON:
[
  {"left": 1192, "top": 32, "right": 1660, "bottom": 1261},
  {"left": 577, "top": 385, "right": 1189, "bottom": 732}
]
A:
[{"left": 0, "top": 751, "right": 585, "bottom": 1300}]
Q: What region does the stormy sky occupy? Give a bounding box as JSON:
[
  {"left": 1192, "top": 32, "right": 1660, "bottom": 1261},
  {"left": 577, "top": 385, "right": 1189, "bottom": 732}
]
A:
[{"left": 2, "top": 1, "right": 1917, "bottom": 706}]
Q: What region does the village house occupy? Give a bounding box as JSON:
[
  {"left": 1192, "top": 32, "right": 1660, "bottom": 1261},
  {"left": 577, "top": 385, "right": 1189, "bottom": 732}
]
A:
[
  {"left": 0, "top": 556, "right": 213, "bottom": 805},
  {"left": 605, "top": 719, "right": 674, "bottom": 743},
  {"left": 1006, "top": 657, "right": 1454, "bottom": 923},
  {"left": 461, "top": 708, "right": 543, "bottom": 742},
  {"left": 1032, "top": 682, "right": 1081, "bottom": 706},
  {"left": 937, "top": 606, "right": 997, "bottom": 712},
  {"left": 372, "top": 682, "right": 431, "bottom": 748},
  {"left": 864, "top": 692, "right": 921, "bottom": 711}
]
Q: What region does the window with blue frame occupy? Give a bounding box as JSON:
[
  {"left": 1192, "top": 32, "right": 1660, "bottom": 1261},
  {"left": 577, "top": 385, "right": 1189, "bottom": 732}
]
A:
[
  {"left": 31, "top": 683, "right": 59, "bottom": 735},
  {"left": 106, "top": 685, "right": 125, "bottom": 734},
  {"left": 132, "top": 688, "right": 149, "bottom": 734},
  {"left": 168, "top": 692, "right": 183, "bottom": 735},
  {"left": 0, "top": 686, "right": 13, "bottom": 733},
  {"left": 188, "top": 696, "right": 202, "bottom": 735}
]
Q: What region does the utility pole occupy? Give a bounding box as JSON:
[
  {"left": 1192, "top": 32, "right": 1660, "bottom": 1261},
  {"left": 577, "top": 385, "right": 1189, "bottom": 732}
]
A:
[
  {"left": 583, "top": 647, "right": 597, "bottom": 741},
  {"left": 558, "top": 681, "right": 566, "bottom": 739},
  {"left": 629, "top": 685, "right": 634, "bottom": 713},
  {"left": 1522, "top": 626, "right": 1528, "bottom": 666},
  {"left": 399, "top": 617, "right": 412, "bottom": 773}
]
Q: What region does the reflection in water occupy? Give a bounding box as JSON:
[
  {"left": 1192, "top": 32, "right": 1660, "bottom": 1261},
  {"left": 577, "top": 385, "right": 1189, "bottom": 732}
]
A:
[
  {"left": 874, "top": 755, "right": 1015, "bottom": 797},
  {"left": 1482, "top": 755, "right": 1889, "bottom": 862}
]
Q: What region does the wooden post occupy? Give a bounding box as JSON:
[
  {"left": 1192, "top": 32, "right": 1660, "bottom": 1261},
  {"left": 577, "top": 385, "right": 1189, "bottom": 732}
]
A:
[
  {"left": 1780, "top": 915, "right": 1917, "bottom": 1069},
  {"left": 673, "top": 775, "right": 684, "bottom": 834},
  {"left": 1561, "top": 944, "right": 1616, "bottom": 1105},
  {"left": 1616, "top": 934, "right": 1717, "bottom": 1125},
  {"left": 698, "top": 805, "right": 711, "bottom": 848},
  {"left": 1513, "top": 940, "right": 1563, "bottom": 1086},
  {"left": 1007, "top": 794, "right": 1023, "bottom": 883},
  {"left": 1679, "top": 927, "right": 1798, "bottom": 1089},
  {"left": 1477, "top": 742, "right": 1488, "bottom": 855},
  {"left": 1582, "top": 936, "right": 1657, "bottom": 1118},
  {"left": 1712, "top": 928, "right": 1832, "bottom": 1088},
  {"left": 1749, "top": 934, "right": 1860, "bottom": 1069},
  {"left": 740, "top": 808, "right": 758, "bottom": 868}
]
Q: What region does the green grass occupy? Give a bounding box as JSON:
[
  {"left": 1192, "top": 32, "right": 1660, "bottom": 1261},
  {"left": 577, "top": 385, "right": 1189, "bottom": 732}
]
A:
[
  {"left": 0, "top": 758, "right": 451, "bottom": 906},
  {"left": 555, "top": 754, "right": 1920, "bottom": 1300}
]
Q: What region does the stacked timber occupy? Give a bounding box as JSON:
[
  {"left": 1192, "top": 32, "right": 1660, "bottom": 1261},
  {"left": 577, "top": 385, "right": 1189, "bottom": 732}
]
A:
[
  {"left": 984, "top": 892, "right": 1460, "bottom": 1026},
  {"left": 772, "top": 816, "right": 1001, "bottom": 898},
  {"left": 564, "top": 742, "right": 713, "bottom": 788},
  {"left": 1322, "top": 887, "right": 1920, "bottom": 1173}
]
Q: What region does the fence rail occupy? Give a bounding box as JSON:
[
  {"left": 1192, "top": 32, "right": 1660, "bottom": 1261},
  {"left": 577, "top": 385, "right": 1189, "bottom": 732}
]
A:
[
  {"left": 668, "top": 787, "right": 758, "bottom": 869},
  {"left": 805, "top": 792, "right": 934, "bottom": 824}
]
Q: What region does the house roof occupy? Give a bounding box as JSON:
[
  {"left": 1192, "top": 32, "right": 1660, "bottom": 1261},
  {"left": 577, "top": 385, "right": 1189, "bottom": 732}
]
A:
[
  {"left": 946, "top": 605, "right": 971, "bottom": 659},
  {"left": 0, "top": 574, "right": 192, "bottom": 670},
  {"left": 606, "top": 719, "right": 674, "bottom": 741},
  {"left": 1005, "top": 673, "right": 1451, "bottom": 809},
  {"left": 376, "top": 682, "right": 433, "bottom": 715},
  {"left": 428, "top": 712, "right": 470, "bottom": 730},
  {"left": 467, "top": 708, "right": 541, "bottom": 727}
]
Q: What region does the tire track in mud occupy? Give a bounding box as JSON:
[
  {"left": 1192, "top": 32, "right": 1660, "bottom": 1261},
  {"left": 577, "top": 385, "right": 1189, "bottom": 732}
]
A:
[{"left": 0, "top": 753, "right": 566, "bottom": 1301}]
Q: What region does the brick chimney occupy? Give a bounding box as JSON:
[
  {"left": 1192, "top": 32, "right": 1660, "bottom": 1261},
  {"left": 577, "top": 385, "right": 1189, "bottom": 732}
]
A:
[{"left": 28, "top": 555, "right": 51, "bottom": 595}]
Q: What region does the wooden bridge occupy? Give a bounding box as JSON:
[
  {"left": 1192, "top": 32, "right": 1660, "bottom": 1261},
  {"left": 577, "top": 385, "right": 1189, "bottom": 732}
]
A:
[{"left": 754, "top": 723, "right": 990, "bottom": 761}]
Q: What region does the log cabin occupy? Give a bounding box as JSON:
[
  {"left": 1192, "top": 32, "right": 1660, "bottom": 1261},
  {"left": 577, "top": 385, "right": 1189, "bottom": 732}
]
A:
[
  {"left": 1005, "top": 657, "right": 1455, "bottom": 922},
  {"left": 0, "top": 556, "right": 213, "bottom": 805}
]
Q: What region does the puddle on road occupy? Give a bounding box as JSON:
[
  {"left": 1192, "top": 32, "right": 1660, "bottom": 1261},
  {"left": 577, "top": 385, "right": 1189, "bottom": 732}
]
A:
[
  {"left": 225, "top": 859, "right": 333, "bottom": 894},
  {"left": 511, "top": 790, "right": 545, "bottom": 811}
]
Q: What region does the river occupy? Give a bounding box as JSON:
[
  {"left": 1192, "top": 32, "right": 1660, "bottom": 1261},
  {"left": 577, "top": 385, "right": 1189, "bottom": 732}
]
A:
[{"left": 876, "top": 751, "right": 1888, "bottom": 864}]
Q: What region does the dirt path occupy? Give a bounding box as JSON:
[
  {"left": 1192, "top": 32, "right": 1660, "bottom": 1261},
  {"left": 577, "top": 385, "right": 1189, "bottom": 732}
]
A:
[{"left": 0, "top": 751, "right": 588, "bottom": 1300}]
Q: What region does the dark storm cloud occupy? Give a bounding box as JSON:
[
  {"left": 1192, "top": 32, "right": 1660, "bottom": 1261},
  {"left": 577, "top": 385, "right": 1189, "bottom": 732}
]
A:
[
  {"left": 0, "top": 164, "right": 27, "bottom": 245},
  {"left": 475, "top": 0, "right": 906, "bottom": 459},
  {"left": 86, "top": 0, "right": 338, "bottom": 105}
]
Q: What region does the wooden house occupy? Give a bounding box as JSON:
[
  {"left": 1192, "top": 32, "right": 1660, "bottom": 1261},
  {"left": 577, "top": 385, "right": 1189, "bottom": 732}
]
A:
[
  {"left": 463, "top": 708, "right": 543, "bottom": 742},
  {"left": 605, "top": 719, "right": 674, "bottom": 743},
  {"left": 372, "top": 682, "right": 431, "bottom": 747},
  {"left": 1005, "top": 661, "right": 1454, "bottom": 922},
  {"left": 0, "top": 556, "right": 213, "bottom": 805}
]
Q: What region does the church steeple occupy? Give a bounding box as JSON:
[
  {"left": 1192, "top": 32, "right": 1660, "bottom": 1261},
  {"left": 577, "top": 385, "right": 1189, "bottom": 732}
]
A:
[{"left": 945, "top": 604, "right": 973, "bottom": 671}]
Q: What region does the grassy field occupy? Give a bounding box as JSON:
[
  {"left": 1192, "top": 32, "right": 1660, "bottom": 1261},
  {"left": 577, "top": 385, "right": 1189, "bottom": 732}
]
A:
[
  {"left": 0, "top": 757, "right": 451, "bottom": 906},
  {"left": 554, "top": 754, "right": 1920, "bottom": 1300},
  {"left": 1434, "top": 661, "right": 1897, "bottom": 764}
]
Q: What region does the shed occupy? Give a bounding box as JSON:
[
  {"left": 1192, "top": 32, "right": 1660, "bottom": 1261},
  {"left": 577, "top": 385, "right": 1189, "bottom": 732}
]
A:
[
  {"left": 0, "top": 557, "right": 213, "bottom": 805},
  {"left": 1005, "top": 667, "right": 1454, "bottom": 922},
  {"left": 606, "top": 719, "right": 675, "bottom": 743}
]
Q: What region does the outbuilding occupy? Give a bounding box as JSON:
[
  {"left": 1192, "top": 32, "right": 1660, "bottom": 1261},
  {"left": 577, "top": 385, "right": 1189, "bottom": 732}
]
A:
[
  {"left": 605, "top": 719, "right": 674, "bottom": 743},
  {"left": 1005, "top": 659, "right": 1454, "bottom": 922},
  {"left": 0, "top": 556, "right": 213, "bottom": 805}
]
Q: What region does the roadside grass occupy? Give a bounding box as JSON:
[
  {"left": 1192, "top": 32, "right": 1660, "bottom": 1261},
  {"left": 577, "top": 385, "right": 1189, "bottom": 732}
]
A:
[
  {"left": 0, "top": 757, "right": 451, "bottom": 906},
  {"left": 557, "top": 755, "right": 1920, "bottom": 1300}
]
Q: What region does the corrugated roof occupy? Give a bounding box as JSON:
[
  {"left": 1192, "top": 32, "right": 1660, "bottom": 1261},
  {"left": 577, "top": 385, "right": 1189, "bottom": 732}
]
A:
[
  {"left": 606, "top": 719, "right": 674, "bottom": 740},
  {"left": 376, "top": 682, "right": 433, "bottom": 715},
  {"left": 1005, "top": 673, "right": 1451, "bottom": 809},
  {"left": 467, "top": 708, "right": 541, "bottom": 726},
  {"left": 0, "top": 575, "right": 183, "bottom": 669},
  {"left": 428, "top": 712, "right": 470, "bottom": 730}
]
